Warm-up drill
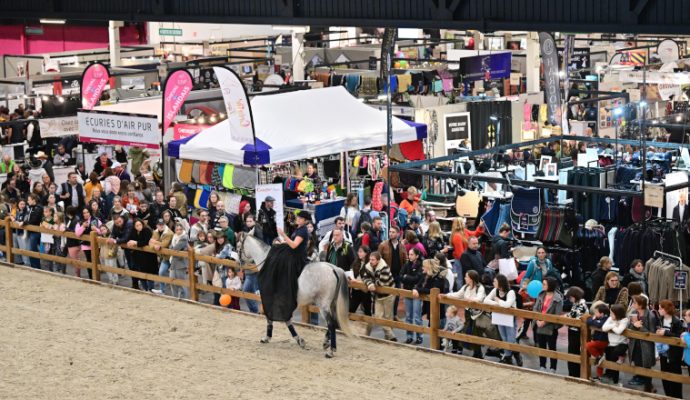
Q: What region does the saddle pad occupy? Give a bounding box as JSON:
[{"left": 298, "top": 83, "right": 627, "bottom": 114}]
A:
[
  {"left": 191, "top": 161, "right": 201, "bottom": 183},
  {"left": 455, "top": 191, "right": 481, "bottom": 218},
  {"left": 222, "top": 164, "right": 236, "bottom": 189},
  {"left": 510, "top": 187, "right": 541, "bottom": 235},
  {"left": 179, "top": 159, "right": 194, "bottom": 183},
  {"left": 212, "top": 163, "right": 224, "bottom": 187},
  {"left": 205, "top": 162, "right": 215, "bottom": 184},
  {"left": 198, "top": 161, "right": 209, "bottom": 184},
  {"left": 232, "top": 166, "right": 258, "bottom": 189}
]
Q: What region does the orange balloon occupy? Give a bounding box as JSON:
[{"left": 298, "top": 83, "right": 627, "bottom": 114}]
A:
[{"left": 219, "top": 294, "right": 232, "bottom": 307}]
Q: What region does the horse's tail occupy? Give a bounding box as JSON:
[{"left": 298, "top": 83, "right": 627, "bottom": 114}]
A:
[{"left": 334, "top": 268, "right": 353, "bottom": 337}]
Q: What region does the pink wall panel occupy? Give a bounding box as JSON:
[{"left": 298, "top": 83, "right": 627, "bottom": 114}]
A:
[{"left": 1, "top": 24, "right": 146, "bottom": 57}]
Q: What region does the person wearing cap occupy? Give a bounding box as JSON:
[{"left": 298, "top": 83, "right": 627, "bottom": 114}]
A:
[
  {"left": 111, "top": 161, "right": 131, "bottom": 182},
  {"left": 35, "top": 150, "right": 55, "bottom": 183},
  {"left": 257, "top": 195, "right": 278, "bottom": 245},
  {"left": 259, "top": 210, "right": 312, "bottom": 322}
]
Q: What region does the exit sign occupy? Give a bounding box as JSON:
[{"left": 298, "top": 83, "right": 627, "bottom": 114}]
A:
[
  {"left": 159, "top": 28, "right": 182, "bottom": 37},
  {"left": 25, "top": 26, "right": 44, "bottom": 35}
]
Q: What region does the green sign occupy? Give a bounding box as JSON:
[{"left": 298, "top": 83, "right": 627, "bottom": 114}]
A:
[
  {"left": 25, "top": 26, "right": 44, "bottom": 35},
  {"left": 159, "top": 28, "right": 183, "bottom": 37}
]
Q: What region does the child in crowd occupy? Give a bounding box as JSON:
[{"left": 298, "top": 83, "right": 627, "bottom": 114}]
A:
[
  {"left": 51, "top": 212, "right": 66, "bottom": 274},
  {"left": 99, "top": 222, "right": 120, "bottom": 285},
  {"left": 225, "top": 267, "right": 242, "bottom": 310},
  {"left": 601, "top": 304, "right": 629, "bottom": 384},
  {"left": 40, "top": 207, "right": 56, "bottom": 272},
  {"left": 442, "top": 305, "right": 464, "bottom": 354},
  {"left": 586, "top": 302, "right": 610, "bottom": 379}
]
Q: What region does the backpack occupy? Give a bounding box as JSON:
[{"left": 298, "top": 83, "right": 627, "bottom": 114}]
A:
[
  {"left": 353, "top": 235, "right": 364, "bottom": 252},
  {"left": 396, "top": 207, "right": 408, "bottom": 230},
  {"left": 354, "top": 209, "right": 373, "bottom": 235}
]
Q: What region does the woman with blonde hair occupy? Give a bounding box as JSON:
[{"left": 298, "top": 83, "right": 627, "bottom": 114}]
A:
[
  {"left": 423, "top": 221, "right": 448, "bottom": 258},
  {"left": 400, "top": 186, "right": 420, "bottom": 215},
  {"left": 450, "top": 217, "right": 484, "bottom": 259}
]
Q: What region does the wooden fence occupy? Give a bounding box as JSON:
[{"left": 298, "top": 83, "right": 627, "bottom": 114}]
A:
[{"left": 3, "top": 216, "right": 689, "bottom": 388}]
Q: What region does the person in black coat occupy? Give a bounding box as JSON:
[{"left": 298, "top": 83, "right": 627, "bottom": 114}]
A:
[
  {"left": 127, "top": 218, "right": 158, "bottom": 292},
  {"left": 656, "top": 300, "right": 684, "bottom": 398},
  {"left": 401, "top": 248, "right": 424, "bottom": 344},
  {"left": 413, "top": 258, "right": 450, "bottom": 321},
  {"left": 109, "top": 215, "right": 136, "bottom": 288},
  {"left": 24, "top": 193, "right": 43, "bottom": 269},
  {"left": 459, "top": 237, "right": 485, "bottom": 277}
]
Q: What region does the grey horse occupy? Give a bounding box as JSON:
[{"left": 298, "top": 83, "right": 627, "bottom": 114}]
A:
[{"left": 235, "top": 231, "right": 352, "bottom": 358}]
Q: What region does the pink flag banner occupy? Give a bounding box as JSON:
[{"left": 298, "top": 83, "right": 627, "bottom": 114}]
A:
[
  {"left": 80, "top": 62, "right": 110, "bottom": 110},
  {"left": 213, "top": 66, "right": 256, "bottom": 145},
  {"left": 162, "top": 69, "right": 193, "bottom": 134}
]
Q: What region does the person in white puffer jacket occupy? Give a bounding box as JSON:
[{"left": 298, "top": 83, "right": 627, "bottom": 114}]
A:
[{"left": 601, "top": 304, "right": 629, "bottom": 384}]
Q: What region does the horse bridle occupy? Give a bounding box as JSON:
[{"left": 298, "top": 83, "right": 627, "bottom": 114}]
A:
[{"left": 237, "top": 232, "right": 265, "bottom": 271}]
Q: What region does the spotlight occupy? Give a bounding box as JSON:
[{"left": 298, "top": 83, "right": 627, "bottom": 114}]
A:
[
  {"left": 198, "top": 117, "right": 206, "bottom": 124},
  {"left": 42, "top": 95, "right": 49, "bottom": 101},
  {"left": 209, "top": 115, "right": 217, "bottom": 123},
  {"left": 489, "top": 115, "right": 498, "bottom": 121},
  {"left": 677, "top": 115, "right": 683, "bottom": 122},
  {"left": 57, "top": 96, "right": 65, "bottom": 103},
  {"left": 558, "top": 71, "right": 566, "bottom": 78},
  {"left": 639, "top": 101, "right": 647, "bottom": 108},
  {"left": 652, "top": 120, "right": 659, "bottom": 125},
  {"left": 613, "top": 107, "right": 624, "bottom": 116}
]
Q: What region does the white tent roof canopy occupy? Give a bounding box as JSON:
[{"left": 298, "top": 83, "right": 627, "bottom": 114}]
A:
[{"left": 168, "top": 86, "right": 426, "bottom": 165}]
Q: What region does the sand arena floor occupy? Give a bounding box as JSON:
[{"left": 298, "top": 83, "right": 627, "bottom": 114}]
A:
[{"left": 0, "top": 266, "right": 646, "bottom": 400}]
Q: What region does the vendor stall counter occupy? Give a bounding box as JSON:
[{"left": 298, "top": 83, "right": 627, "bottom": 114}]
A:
[{"left": 285, "top": 197, "right": 345, "bottom": 224}]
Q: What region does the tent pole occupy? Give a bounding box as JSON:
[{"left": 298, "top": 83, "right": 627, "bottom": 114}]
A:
[{"left": 383, "top": 28, "right": 395, "bottom": 228}]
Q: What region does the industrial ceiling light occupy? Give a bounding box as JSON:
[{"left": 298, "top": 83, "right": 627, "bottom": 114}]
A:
[{"left": 40, "top": 19, "right": 66, "bottom": 24}]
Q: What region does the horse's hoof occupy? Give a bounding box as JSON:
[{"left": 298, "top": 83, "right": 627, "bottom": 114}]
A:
[
  {"left": 296, "top": 337, "right": 306, "bottom": 349},
  {"left": 260, "top": 336, "right": 271, "bottom": 344},
  {"left": 325, "top": 349, "right": 334, "bottom": 358}
]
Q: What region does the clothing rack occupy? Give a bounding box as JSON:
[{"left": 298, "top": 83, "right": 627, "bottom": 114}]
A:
[{"left": 653, "top": 250, "right": 684, "bottom": 314}]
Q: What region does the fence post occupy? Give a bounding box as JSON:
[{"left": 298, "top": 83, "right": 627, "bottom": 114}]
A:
[
  {"left": 187, "top": 246, "right": 198, "bottom": 302},
  {"left": 579, "top": 315, "right": 591, "bottom": 380},
  {"left": 300, "top": 305, "right": 310, "bottom": 324},
  {"left": 429, "top": 288, "right": 441, "bottom": 350},
  {"left": 89, "top": 230, "right": 100, "bottom": 282},
  {"left": 4, "top": 217, "right": 12, "bottom": 263}
]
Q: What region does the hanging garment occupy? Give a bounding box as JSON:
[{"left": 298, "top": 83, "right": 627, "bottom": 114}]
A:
[
  {"left": 480, "top": 200, "right": 500, "bottom": 237},
  {"left": 442, "top": 78, "right": 453, "bottom": 93},
  {"left": 432, "top": 80, "right": 443, "bottom": 93},
  {"left": 455, "top": 191, "right": 481, "bottom": 218},
  {"left": 179, "top": 160, "right": 194, "bottom": 183},
  {"left": 193, "top": 187, "right": 211, "bottom": 209},
  {"left": 205, "top": 162, "right": 215, "bottom": 184},
  {"left": 232, "top": 166, "right": 257, "bottom": 188},
  {"left": 371, "top": 181, "right": 384, "bottom": 212},
  {"left": 383, "top": 76, "right": 398, "bottom": 93},
  {"left": 222, "top": 164, "right": 236, "bottom": 189},
  {"left": 397, "top": 74, "right": 412, "bottom": 93},
  {"left": 198, "top": 161, "right": 209, "bottom": 184},
  {"left": 191, "top": 161, "right": 201, "bottom": 183},
  {"left": 345, "top": 74, "right": 361, "bottom": 95},
  {"left": 212, "top": 163, "right": 224, "bottom": 187},
  {"left": 410, "top": 72, "right": 423, "bottom": 93},
  {"left": 399, "top": 140, "right": 425, "bottom": 161},
  {"left": 539, "top": 104, "right": 548, "bottom": 123},
  {"left": 361, "top": 76, "right": 378, "bottom": 96},
  {"left": 510, "top": 187, "right": 542, "bottom": 238},
  {"left": 523, "top": 103, "right": 532, "bottom": 131}
]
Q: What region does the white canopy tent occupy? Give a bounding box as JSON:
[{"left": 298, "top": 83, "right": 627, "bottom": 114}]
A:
[{"left": 168, "top": 86, "right": 426, "bottom": 165}]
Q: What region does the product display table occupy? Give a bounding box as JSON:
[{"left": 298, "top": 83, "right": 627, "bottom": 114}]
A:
[{"left": 285, "top": 197, "right": 345, "bottom": 223}]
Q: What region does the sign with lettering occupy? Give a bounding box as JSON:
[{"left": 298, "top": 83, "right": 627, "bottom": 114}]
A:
[{"left": 78, "top": 110, "right": 159, "bottom": 149}]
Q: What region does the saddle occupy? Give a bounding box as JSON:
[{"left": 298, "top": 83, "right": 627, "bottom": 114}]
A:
[{"left": 510, "top": 187, "right": 541, "bottom": 238}]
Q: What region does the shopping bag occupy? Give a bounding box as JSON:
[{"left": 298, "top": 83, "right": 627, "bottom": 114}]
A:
[{"left": 498, "top": 257, "right": 518, "bottom": 281}]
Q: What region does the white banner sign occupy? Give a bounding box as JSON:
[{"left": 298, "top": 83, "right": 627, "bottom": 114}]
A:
[
  {"left": 39, "top": 116, "right": 79, "bottom": 138},
  {"left": 619, "top": 70, "right": 690, "bottom": 85},
  {"left": 213, "top": 66, "right": 255, "bottom": 145},
  {"left": 78, "top": 111, "right": 159, "bottom": 149},
  {"left": 255, "top": 183, "right": 284, "bottom": 231}
]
